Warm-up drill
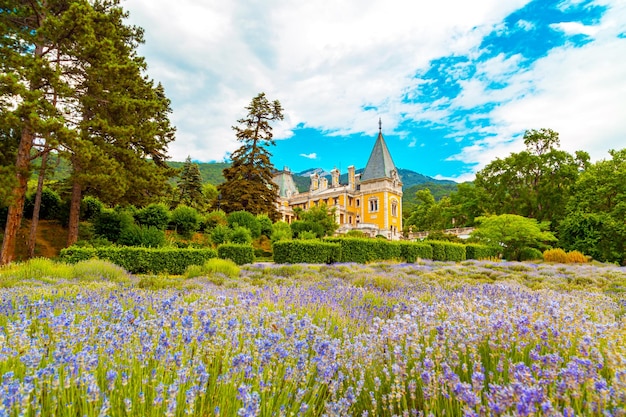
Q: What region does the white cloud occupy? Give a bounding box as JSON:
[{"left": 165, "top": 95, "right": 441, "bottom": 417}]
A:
[
  {"left": 123, "top": 0, "right": 530, "bottom": 162},
  {"left": 300, "top": 153, "right": 318, "bottom": 160}
]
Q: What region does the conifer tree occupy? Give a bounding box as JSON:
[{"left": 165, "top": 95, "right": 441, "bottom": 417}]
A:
[
  {"left": 177, "top": 156, "right": 205, "bottom": 209},
  {"left": 217, "top": 93, "right": 283, "bottom": 220}
]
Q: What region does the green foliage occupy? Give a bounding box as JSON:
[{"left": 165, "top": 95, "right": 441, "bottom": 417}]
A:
[
  {"left": 135, "top": 203, "right": 170, "bottom": 230},
  {"left": 397, "top": 242, "right": 434, "bottom": 263},
  {"left": 217, "top": 93, "right": 283, "bottom": 220},
  {"left": 202, "top": 210, "right": 228, "bottom": 231},
  {"left": 59, "top": 246, "right": 217, "bottom": 275},
  {"left": 118, "top": 225, "right": 165, "bottom": 248},
  {"left": 444, "top": 242, "right": 466, "bottom": 262},
  {"left": 470, "top": 214, "right": 557, "bottom": 261},
  {"left": 227, "top": 211, "right": 261, "bottom": 238},
  {"left": 345, "top": 230, "right": 367, "bottom": 238},
  {"left": 24, "top": 187, "right": 62, "bottom": 220},
  {"left": 230, "top": 226, "right": 253, "bottom": 245},
  {"left": 170, "top": 205, "right": 200, "bottom": 238},
  {"left": 273, "top": 240, "right": 341, "bottom": 264},
  {"left": 426, "top": 231, "right": 464, "bottom": 243},
  {"left": 217, "top": 244, "right": 255, "bottom": 265},
  {"left": 185, "top": 258, "right": 241, "bottom": 279},
  {"left": 80, "top": 196, "right": 104, "bottom": 221},
  {"left": 177, "top": 156, "right": 206, "bottom": 209},
  {"left": 325, "top": 238, "right": 401, "bottom": 263},
  {"left": 465, "top": 244, "right": 499, "bottom": 260},
  {"left": 210, "top": 224, "right": 232, "bottom": 246},
  {"left": 520, "top": 247, "right": 544, "bottom": 261},
  {"left": 256, "top": 214, "right": 273, "bottom": 238},
  {"left": 270, "top": 221, "right": 292, "bottom": 243},
  {"left": 294, "top": 204, "right": 338, "bottom": 237},
  {"left": 474, "top": 129, "right": 587, "bottom": 225},
  {"left": 290, "top": 220, "right": 325, "bottom": 239},
  {"left": 93, "top": 209, "right": 135, "bottom": 243}
]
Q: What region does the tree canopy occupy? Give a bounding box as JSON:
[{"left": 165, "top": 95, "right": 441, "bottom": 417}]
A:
[{"left": 217, "top": 92, "right": 283, "bottom": 220}]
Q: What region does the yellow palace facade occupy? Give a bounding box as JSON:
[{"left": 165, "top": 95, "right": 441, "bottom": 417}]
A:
[{"left": 272, "top": 121, "right": 403, "bottom": 240}]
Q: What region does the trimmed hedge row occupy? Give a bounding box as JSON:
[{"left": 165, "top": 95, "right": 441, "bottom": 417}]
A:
[
  {"left": 273, "top": 240, "right": 341, "bottom": 264},
  {"left": 217, "top": 244, "right": 255, "bottom": 265},
  {"left": 325, "top": 238, "right": 399, "bottom": 263},
  {"left": 465, "top": 244, "right": 500, "bottom": 260},
  {"left": 426, "top": 241, "right": 467, "bottom": 262},
  {"left": 398, "top": 241, "right": 434, "bottom": 263},
  {"left": 59, "top": 246, "right": 217, "bottom": 275}
]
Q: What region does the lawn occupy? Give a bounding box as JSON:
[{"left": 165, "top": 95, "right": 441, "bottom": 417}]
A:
[{"left": 1, "top": 258, "right": 625, "bottom": 416}]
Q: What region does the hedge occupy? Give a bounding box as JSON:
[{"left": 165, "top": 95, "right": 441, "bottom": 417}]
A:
[
  {"left": 426, "top": 241, "right": 466, "bottom": 262},
  {"left": 322, "top": 238, "right": 400, "bottom": 263},
  {"left": 273, "top": 240, "right": 341, "bottom": 264},
  {"left": 59, "top": 246, "right": 217, "bottom": 275},
  {"left": 217, "top": 244, "right": 255, "bottom": 265},
  {"left": 397, "top": 241, "right": 433, "bottom": 263},
  {"left": 465, "top": 244, "right": 500, "bottom": 260},
  {"left": 428, "top": 241, "right": 447, "bottom": 261}
]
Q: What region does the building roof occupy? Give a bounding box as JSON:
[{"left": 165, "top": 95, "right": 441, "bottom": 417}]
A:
[
  {"left": 360, "top": 123, "right": 398, "bottom": 182},
  {"left": 272, "top": 169, "right": 299, "bottom": 198}
]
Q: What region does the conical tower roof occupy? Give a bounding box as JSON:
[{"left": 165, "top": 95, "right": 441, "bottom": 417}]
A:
[{"left": 360, "top": 120, "right": 398, "bottom": 182}]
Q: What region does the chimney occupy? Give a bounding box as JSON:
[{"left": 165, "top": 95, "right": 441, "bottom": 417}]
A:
[
  {"left": 331, "top": 168, "right": 340, "bottom": 187},
  {"left": 348, "top": 165, "right": 355, "bottom": 190},
  {"left": 310, "top": 173, "right": 319, "bottom": 191}
]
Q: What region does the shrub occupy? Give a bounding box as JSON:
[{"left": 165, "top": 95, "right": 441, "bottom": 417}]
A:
[
  {"left": 398, "top": 242, "right": 433, "bottom": 263},
  {"left": 291, "top": 220, "right": 325, "bottom": 239},
  {"left": 428, "top": 241, "right": 447, "bottom": 261},
  {"left": 201, "top": 258, "right": 241, "bottom": 278},
  {"left": 271, "top": 221, "right": 292, "bottom": 242},
  {"left": 345, "top": 230, "right": 366, "bottom": 238},
  {"left": 273, "top": 240, "right": 340, "bottom": 264},
  {"left": 230, "top": 226, "right": 253, "bottom": 245},
  {"left": 135, "top": 203, "right": 170, "bottom": 230},
  {"left": 298, "top": 231, "right": 318, "bottom": 240},
  {"left": 426, "top": 231, "right": 464, "bottom": 243},
  {"left": 465, "top": 244, "right": 499, "bottom": 260},
  {"left": 203, "top": 210, "right": 228, "bottom": 230},
  {"left": 567, "top": 250, "right": 588, "bottom": 263},
  {"left": 519, "top": 247, "right": 543, "bottom": 261},
  {"left": 257, "top": 214, "right": 273, "bottom": 238},
  {"left": 59, "top": 246, "right": 217, "bottom": 275},
  {"left": 170, "top": 205, "right": 200, "bottom": 238},
  {"left": 81, "top": 196, "right": 104, "bottom": 221},
  {"left": 93, "top": 209, "right": 135, "bottom": 243},
  {"left": 24, "top": 187, "right": 62, "bottom": 220},
  {"left": 218, "top": 244, "right": 255, "bottom": 265},
  {"left": 325, "top": 238, "right": 400, "bottom": 263},
  {"left": 211, "top": 224, "right": 232, "bottom": 245},
  {"left": 543, "top": 248, "right": 569, "bottom": 263},
  {"left": 118, "top": 224, "right": 165, "bottom": 248},
  {"left": 227, "top": 211, "right": 261, "bottom": 238},
  {"left": 445, "top": 242, "right": 466, "bottom": 262},
  {"left": 71, "top": 259, "right": 130, "bottom": 283}
]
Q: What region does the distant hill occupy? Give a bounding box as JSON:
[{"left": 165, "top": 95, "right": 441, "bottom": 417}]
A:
[{"left": 168, "top": 161, "right": 229, "bottom": 185}]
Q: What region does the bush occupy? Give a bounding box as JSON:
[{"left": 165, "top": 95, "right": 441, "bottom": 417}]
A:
[
  {"left": 257, "top": 214, "right": 273, "bottom": 238},
  {"left": 203, "top": 210, "right": 228, "bottom": 230},
  {"left": 135, "top": 203, "right": 170, "bottom": 230},
  {"left": 445, "top": 242, "right": 466, "bottom": 262},
  {"left": 170, "top": 205, "right": 200, "bottom": 238},
  {"left": 59, "top": 246, "right": 217, "bottom": 275},
  {"left": 24, "top": 187, "right": 62, "bottom": 220},
  {"left": 291, "top": 220, "right": 325, "bottom": 239},
  {"left": 217, "top": 244, "right": 255, "bottom": 265},
  {"left": 519, "top": 247, "right": 543, "bottom": 261},
  {"left": 271, "top": 221, "right": 292, "bottom": 242},
  {"left": 81, "top": 196, "right": 104, "bottom": 221},
  {"left": 93, "top": 209, "right": 135, "bottom": 243},
  {"left": 71, "top": 259, "right": 130, "bottom": 283},
  {"left": 345, "top": 230, "right": 367, "bottom": 238},
  {"left": 428, "top": 241, "right": 447, "bottom": 261},
  {"left": 210, "top": 224, "right": 232, "bottom": 245},
  {"left": 227, "top": 211, "right": 261, "bottom": 239},
  {"left": 230, "top": 226, "right": 252, "bottom": 245},
  {"left": 273, "top": 240, "right": 340, "bottom": 264},
  {"left": 567, "top": 250, "right": 588, "bottom": 263},
  {"left": 465, "top": 244, "right": 499, "bottom": 260},
  {"left": 398, "top": 242, "right": 433, "bottom": 263},
  {"left": 185, "top": 258, "right": 240, "bottom": 279},
  {"left": 118, "top": 224, "right": 165, "bottom": 248},
  {"left": 543, "top": 248, "right": 569, "bottom": 263},
  {"left": 325, "top": 238, "right": 400, "bottom": 263}
]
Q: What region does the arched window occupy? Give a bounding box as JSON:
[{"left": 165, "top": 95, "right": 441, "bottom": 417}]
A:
[
  {"left": 368, "top": 198, "right": 379, "bottom": 213},
  {"left": 391, "top": 199, "right": 398, "bottom": 217}
]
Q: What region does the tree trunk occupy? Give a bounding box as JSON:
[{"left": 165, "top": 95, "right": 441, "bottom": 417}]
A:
[
  {"left": 1, "top": 126, "right": 34, "bottom": 265},
  {"left": 27, "top": 148, "right": 49, "bottom": 258},
  {"left": 66, "top": 177, "right": 83, "bottom": 247}
]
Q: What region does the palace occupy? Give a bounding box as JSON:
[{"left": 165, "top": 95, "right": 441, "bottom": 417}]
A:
[{"left": 272, "top": 121, "right": 403, "bottom": 240}]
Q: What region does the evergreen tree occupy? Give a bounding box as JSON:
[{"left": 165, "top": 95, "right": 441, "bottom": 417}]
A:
[
  {"left": 217, "top": 93, "right": 283, "bottom": 220},
  {"left": 177, "top": 156, "right": 205, "bottom": 209}
]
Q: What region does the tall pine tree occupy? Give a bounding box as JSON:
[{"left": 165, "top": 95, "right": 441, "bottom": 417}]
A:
[
  {"left": 217, "top": 93, "right": 283, "bottom": 220},
  {"left": 177, "top": 156, "right": 205, "bottom": 209}
]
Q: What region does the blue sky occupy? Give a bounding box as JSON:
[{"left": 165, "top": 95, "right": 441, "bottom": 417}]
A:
[{"left": 125, "top": 0, "right": 626, "bottom": 182}]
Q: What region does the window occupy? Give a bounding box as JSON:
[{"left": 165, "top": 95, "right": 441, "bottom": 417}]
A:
[
  {"left": 369, "top": 198, "right": 379, "bottom": 213},
  {"left": 356, "top": 199, "right": 360, "bottom": 207},
  {"left": 391, "top": 200, "right": 398, "bottom": 217}
]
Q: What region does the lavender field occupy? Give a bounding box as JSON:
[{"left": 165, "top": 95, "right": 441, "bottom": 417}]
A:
[{"left": 1, "top": 259, "right": 625, "bottom": 416}]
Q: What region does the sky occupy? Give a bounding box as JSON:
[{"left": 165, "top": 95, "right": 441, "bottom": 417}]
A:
[{"left": 124, "top": 0, "right": 626, "bottom": 182}]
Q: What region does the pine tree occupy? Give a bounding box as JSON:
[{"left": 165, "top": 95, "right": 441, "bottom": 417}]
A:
[
  {"left": 177, "top": 156, "right": 205, "bottom": 209},
  {"left": 217, "top": 93, "right": 283, "bottom": 220}
]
